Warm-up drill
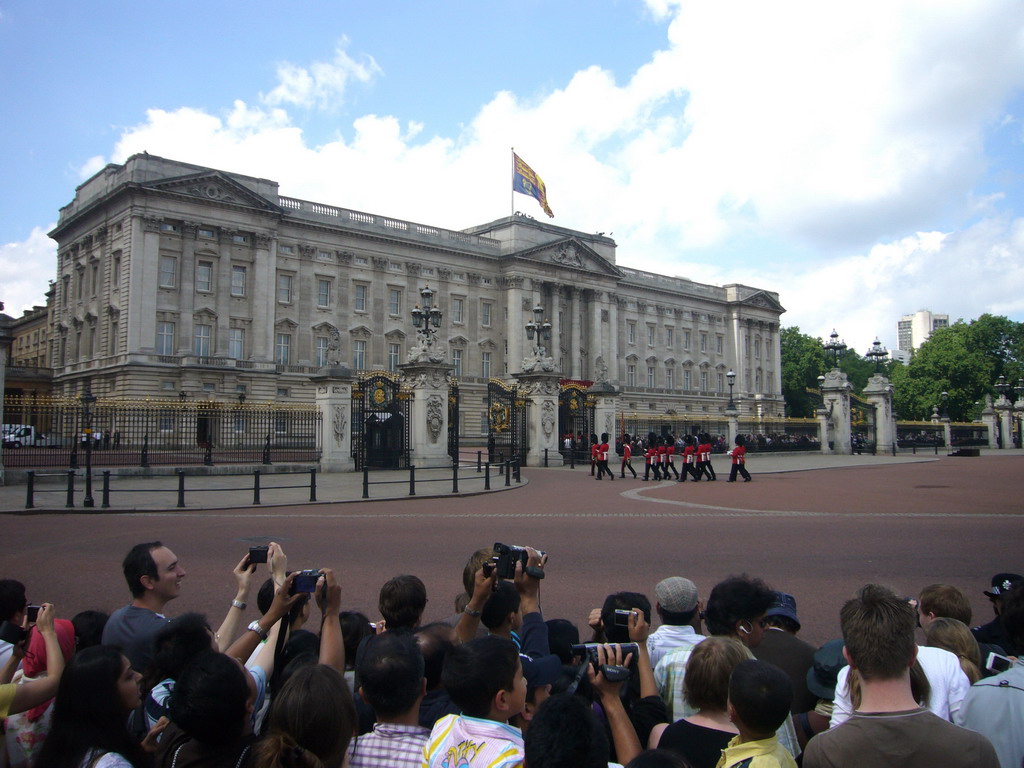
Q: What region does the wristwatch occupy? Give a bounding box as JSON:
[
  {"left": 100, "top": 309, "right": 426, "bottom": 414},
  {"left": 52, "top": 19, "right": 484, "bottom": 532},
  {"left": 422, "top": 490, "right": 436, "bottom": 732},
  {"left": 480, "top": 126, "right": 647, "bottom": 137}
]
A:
[{"left": 247, "top": 620, "right": 268, "bottom": 641}]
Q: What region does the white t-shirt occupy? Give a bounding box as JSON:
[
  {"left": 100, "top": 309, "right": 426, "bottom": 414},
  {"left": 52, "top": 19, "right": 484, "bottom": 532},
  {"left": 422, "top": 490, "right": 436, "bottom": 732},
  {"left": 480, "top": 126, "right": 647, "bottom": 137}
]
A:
[
  {"left": 80, "top": 752, "right": 134, "bottom": 768},
  {"left": 830, "top": 645, "right": 970, "bottom": 728}
]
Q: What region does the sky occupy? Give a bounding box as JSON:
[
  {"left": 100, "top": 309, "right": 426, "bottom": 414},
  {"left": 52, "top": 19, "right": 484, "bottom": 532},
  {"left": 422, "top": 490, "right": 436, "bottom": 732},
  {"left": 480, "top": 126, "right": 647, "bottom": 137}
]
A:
[{"left": 2, "top": 0, "right": 1024, "bottom": 356}]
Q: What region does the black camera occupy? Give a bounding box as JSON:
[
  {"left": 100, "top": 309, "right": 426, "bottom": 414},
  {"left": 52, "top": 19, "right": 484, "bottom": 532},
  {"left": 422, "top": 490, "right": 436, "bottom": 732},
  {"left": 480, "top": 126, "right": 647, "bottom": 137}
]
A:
[
  {"left": 248, "top": 546, "right": 269, "bottom": 564},
  {"left": 26, "top": 605, "right": 41, "bottom": 623},
  {"left": 493, "top": 542, "right": 546, "bottom": 580},
  {"left": 290, "top": 569, "right": 321, "bottom": 594},
  {"left": 614, "top": 608, "right": 637, "bottom": 627},
  {"left": 0, "top": 621, "right": 27, "bottom": 646},
  {"left": 570, "top": 642, "right": 638, "bottom": 682}
]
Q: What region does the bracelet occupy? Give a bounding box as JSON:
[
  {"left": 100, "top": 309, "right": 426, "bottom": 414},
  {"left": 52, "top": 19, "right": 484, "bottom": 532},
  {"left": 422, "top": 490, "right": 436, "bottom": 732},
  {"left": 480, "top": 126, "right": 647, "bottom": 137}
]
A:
[
  {"left": 464, "top": 607, "right": 482, "bottom": 618},
  {"left": 232, "top": 599, "right": 247, "bottom": 610}
]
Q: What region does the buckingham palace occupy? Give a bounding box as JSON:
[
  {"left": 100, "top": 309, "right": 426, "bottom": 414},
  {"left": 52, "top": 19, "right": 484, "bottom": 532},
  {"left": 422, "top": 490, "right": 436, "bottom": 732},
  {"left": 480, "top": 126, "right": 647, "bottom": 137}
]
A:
[{"left": 45, "top": 153, "right": 785, "bottom": 436}]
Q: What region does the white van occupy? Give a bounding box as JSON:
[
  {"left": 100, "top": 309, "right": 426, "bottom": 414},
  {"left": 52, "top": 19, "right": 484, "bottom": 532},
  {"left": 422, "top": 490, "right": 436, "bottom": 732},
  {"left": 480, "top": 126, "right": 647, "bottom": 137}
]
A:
[{"left": 2, "top": 424, "right": 62, "bottom": 448}]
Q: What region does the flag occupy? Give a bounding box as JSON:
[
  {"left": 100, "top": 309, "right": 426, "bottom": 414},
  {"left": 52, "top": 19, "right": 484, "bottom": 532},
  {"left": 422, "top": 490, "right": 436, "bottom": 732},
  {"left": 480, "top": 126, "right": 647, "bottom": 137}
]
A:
[{"left": 512, "top": 153, "right": 554, "bottom": 217}]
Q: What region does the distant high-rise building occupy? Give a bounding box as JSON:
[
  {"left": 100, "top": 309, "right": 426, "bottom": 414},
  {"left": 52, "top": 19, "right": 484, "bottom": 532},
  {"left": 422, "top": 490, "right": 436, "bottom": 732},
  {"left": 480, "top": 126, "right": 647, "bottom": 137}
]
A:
[{"left": 897, "top": 310, "right": 949, "bottom": 353}]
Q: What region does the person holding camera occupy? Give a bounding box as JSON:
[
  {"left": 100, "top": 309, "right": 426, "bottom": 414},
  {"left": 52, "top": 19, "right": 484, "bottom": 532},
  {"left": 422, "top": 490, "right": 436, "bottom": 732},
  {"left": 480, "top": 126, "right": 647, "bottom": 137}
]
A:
[{"left": 0, "top": 603, "right": 66, "bottom": 719}]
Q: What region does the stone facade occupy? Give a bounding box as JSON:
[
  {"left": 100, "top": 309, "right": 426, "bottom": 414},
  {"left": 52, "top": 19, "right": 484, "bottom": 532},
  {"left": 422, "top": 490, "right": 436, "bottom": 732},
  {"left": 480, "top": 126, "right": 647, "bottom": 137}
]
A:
[{"left": 46, "top": 153, "right": 785, "bottom": 433}]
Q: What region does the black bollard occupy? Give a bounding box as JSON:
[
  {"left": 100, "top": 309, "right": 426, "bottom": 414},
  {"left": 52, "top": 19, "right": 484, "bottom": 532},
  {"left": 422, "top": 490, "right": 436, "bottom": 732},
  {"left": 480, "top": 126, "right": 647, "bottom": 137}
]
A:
[
  {"left": 177, "top": 471, "right": 187, "bottom": 508},
  {"left": 65, "top": 470, "right": 75, "bottom": 508},
  {"left": 253, "top": 470, "right": 261, "bottom": 505},
  {"left": 309, "top": 469, "right": 317, "bottom": 502},
  {"left": 102, "top": 471, "right": 111, "bottom": 508},
  {"left": 25, "top": 471, "right": 35, "bottom": 509}
]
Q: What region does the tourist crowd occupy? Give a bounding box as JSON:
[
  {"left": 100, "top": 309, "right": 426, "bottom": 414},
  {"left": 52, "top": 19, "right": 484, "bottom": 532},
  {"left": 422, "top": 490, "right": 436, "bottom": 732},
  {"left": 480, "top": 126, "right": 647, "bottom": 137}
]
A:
[{"left": 0, "top": 542, "right": 1020, "bottom": 768}]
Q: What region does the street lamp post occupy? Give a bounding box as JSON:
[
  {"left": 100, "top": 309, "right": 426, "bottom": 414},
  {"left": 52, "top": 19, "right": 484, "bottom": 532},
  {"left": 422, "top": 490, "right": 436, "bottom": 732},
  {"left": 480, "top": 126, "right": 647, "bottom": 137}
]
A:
[
  {"left": 80, "top": 390, "right": 97, "bottom": 508},
  {"left": 726, "top": 369, "right": 737, "bottom": 410}
]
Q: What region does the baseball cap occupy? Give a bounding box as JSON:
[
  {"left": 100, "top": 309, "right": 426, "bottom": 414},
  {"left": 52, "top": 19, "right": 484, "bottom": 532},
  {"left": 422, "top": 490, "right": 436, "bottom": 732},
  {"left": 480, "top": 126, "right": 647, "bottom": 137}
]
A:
[
  {"left": 766, "top": 591, "right": 800, "bottom": 629},
  {"left": 521, "top": 654, "right": 562, "bottom": 690},
  {"left": 655, "top": 577, "right": 699, "bottom": 613}
]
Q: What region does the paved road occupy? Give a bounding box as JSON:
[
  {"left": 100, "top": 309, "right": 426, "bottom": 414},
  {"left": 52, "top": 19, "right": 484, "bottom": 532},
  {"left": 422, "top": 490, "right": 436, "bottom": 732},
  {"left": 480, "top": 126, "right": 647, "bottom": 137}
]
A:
[{"left": 2, "top": 451, "right": 1021, "bottom": 648}]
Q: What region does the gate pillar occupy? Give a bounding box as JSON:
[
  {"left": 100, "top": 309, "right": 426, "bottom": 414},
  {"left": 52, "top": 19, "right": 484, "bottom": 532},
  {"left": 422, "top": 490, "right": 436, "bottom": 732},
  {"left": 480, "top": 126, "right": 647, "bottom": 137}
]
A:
[
  {"left": 588, "top": 381, "right": 620, "bottom": 446},
  {"left": 513, "top": 371, "right": 563, "bottom": 467},
  {"left": 819, "top": 368, "right": 853, "bottom": 454},
  {"left": 863, "top": 374, "right": 896, "bottom": 455},
  {"left": 400, "top": 362, "right": 455, "bottom": 468},
  {"left": 311, "top": 365, "right": 356, "bottom": 473}
]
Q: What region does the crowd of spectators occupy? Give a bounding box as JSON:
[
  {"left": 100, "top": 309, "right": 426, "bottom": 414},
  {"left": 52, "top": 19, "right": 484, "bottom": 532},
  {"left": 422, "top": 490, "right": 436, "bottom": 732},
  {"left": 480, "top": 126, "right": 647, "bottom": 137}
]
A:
[{"left": 0, "top": 545, "right": 1020, "bottom": 768}]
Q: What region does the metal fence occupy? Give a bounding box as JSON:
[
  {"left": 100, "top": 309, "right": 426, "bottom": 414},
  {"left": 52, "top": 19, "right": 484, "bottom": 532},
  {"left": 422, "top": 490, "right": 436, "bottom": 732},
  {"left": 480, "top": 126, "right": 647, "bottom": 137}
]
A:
[
  {"left": 735, "top": 418, "right": 822, "bottom": 452},
  {"left": 2, "top": 395, "right": 321, "bottom": 469}
]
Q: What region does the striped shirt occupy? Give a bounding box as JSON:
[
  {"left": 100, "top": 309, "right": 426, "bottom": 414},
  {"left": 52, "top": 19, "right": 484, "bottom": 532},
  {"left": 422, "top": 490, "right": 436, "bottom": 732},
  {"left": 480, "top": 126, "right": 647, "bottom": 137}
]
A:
[
  {"left": 423, "top": 714, "right": 524, "bottom": 768},
  {"left": 348, "top": 722, "right": 430, "bottom": 768}
]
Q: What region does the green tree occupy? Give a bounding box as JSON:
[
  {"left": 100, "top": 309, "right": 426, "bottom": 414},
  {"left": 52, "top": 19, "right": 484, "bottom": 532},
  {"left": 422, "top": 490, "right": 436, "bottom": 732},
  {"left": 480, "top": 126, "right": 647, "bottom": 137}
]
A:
[
  {"left": 780, "top": 326, "right": 826, "bottom": 417},
  {"left": 892, "top": 322, "right": 997, "bottom": 420}
]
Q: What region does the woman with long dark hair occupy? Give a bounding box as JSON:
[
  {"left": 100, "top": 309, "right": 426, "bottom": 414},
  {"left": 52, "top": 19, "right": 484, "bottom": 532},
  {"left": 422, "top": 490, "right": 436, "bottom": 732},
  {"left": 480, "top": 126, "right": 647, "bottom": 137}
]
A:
[{"left": 34, "top": 645, "right": 149, "bottom": 768}]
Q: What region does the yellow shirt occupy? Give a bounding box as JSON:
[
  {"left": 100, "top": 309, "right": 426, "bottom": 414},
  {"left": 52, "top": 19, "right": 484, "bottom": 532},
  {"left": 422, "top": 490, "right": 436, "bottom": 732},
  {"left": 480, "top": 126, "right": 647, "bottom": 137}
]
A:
[
  {"left": 0, "top": 682, "right": 17, "bottom": 718},
  {"left": 716, "top": 734, "right": 798, "bottom": 768}
]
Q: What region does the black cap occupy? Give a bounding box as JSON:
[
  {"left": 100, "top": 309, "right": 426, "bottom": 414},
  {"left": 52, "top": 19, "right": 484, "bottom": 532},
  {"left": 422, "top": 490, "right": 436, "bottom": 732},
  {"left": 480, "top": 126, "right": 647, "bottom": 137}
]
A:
[{"left": 984, "top": 573, "right": 1024, "bottom": 599}]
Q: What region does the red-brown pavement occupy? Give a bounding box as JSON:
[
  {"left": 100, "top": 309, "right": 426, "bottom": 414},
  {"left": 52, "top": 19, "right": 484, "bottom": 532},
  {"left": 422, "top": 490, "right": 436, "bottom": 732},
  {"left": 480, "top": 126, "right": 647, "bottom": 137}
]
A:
[{"left": 2, "top": 455, "right": 1021, "bottom": 648}]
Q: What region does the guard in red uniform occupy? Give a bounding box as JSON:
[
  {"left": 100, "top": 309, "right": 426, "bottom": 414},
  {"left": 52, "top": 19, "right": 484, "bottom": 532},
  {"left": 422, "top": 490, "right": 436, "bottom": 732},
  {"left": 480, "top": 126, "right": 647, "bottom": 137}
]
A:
[{"left": 728, "top": 434, "right": 752, "bottom": 482}]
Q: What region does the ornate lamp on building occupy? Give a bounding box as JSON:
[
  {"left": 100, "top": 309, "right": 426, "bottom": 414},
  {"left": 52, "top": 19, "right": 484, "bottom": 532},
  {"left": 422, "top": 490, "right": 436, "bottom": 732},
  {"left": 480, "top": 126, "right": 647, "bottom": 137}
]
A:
[
  {"left": 726, "top": 369, "right": 737, "bottom": 410},
  {"left": 521, "top": 304, "right": 554, "bottom": 373},
  {"left": 525, "top": 305, "right": 552, "bottom": 358},
  {"left": 866, "top": 338, "right": 889, "bottom": 373},
  {"left": 408, "top": 285, "right": 445, "bottom": 365},
  {"left": 823, "top": 329, "right": 847, "bottom": 369}
]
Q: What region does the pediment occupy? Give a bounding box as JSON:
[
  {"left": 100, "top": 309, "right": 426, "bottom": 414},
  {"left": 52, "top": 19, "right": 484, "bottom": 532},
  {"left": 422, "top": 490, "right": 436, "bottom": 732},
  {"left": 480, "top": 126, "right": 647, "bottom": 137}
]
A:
[
  {"left": 145, "top": 172, "right": 282, "bottom": 213},
  {"left": 384, "top": 328, "right": 407, "bottom": 341},
  {"left": 730, "top": 289, "right": 786, "bottom": 313},
  {"left": 449, "top": 335, "right": 469, "bottom": 347},
  {"left": 506, "top": 237, "right": 622, "bottom": 279},
  {"left": 349, "top": 325, "right": 373, "bottom": 339}
]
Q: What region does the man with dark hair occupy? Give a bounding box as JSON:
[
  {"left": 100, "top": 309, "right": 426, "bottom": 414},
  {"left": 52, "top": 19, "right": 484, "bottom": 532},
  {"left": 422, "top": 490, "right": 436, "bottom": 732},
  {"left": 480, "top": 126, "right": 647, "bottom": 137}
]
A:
[
  {"left": 647, "top": 576, "right": 705, "bottom": 669},
  {"left": 753, "top": 592, "right": 817, "bottom": 714},
  {"left": 972, "top": 573, "right": 1024, "bottom": 656},
  {"left": 378, "top": 574, "right": 427, "bottom": 631},
  {"left": 523, "top": 693, "right": 609, "bottom": 768},
  {"left": 595, "top": 591, "right": 652, "bottom": 645},
  {"left": 415, "top": 623, "right": 460, "bottom": 728},
  {"left": 719, "top": 659, "right": 796, "bottom": 768},
  {"left": 0, "top": 579, "right": 27, "bottom": 668},
  {"left": 424, "top": 636, "right": 527, "bottom": 767},
  {"left": 803, "top": 584, "right": 998, "bottom": 768},
  {"left": 157, "top": 650, "right": 257, "bottom": 767},
  {"left": 481, "top": 581, "right": 522, "bottom": 635},
  {"left": 348, "top": 633, "right": 430, "bottom": 767},
  {"left": 102, "top": 541, "right": 185, "bottom": 670},
  {"left": 958, "top": 583, "right": 1024, "bottom": 768},
  {"left": 656, "top": 574, "right": 774, "bottom": 721}
]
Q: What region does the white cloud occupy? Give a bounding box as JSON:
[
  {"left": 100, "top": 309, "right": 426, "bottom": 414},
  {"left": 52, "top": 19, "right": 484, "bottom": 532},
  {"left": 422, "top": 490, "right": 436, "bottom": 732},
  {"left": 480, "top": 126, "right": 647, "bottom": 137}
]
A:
[
  {"left": 771, "top": 216, "right": 1024, "bottom": 353},
  {"left": 32, "top": 0, "right": 1024, "bottom": 350},
  {"left": 261, "top": 37, "right": 381, "bottom": 110},
  {"left": 0, "top": 226, "right": 57, "bottom": 314}
]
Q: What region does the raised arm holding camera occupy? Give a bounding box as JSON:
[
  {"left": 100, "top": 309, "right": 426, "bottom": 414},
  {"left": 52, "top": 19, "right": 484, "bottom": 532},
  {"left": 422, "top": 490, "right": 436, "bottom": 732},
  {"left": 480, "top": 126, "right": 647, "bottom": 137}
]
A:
[
  {"left": 212, "top": 547, "right": 263, "bottom": 653},
  {"left": 587, "top": 642, "right": 643, "bottom": 765},
  {"left": 0, "top": 604, "right": 66, "bottom": 718}
]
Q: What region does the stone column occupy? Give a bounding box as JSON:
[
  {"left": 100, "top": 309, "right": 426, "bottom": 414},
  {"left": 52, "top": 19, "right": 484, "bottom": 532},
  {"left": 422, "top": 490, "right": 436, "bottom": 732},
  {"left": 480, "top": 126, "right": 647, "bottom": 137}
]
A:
[
  {"left": 589, "top": 291, "right": 603, "bottom": 381},
  {"left": 725, "top": 407, "right": 740, "bottom": 448},
  {"left": 513, "top": 371, "right": 563, "bottom": 467},
  {"left": 863, "top": 374, "right": 896, "bottom": 455},
  {"left": 310, "top": 365, "right": 356, "bottom": 472},
  {"left": 981, "top": 396, "right": 999, "bottom": 449},
  {"left": 816, "top": 407, "right": 831, "bottom": 455},
  {"left": 819, "top": 368, "right": 853, "bottom": 454},
  {"left": 570, "top": 288, "right": 582, "bottom": 379},
  {"left": 608, "top": 294, "right": 619, "bottom": 384},
  {"left": 995, "top": 396, "right": 1013, "bottom": 449},
  {"left": 400, "top": 361, "right": 454, "bottom": 468}
]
